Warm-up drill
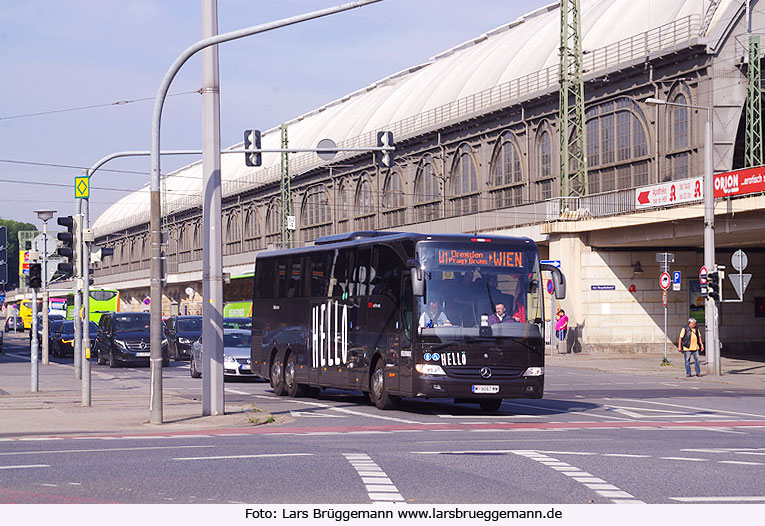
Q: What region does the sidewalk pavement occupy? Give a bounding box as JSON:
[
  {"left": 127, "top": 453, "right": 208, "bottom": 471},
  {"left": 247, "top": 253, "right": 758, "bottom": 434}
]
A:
[
  {"left": 1, "top": 333, "right": 763, "bottom": 440},
  {"left": 547, "top": 350, "right": 765, "bottom": 390},
  {"left": 0, "top": 335, "right": 278, "bottom": 440}
]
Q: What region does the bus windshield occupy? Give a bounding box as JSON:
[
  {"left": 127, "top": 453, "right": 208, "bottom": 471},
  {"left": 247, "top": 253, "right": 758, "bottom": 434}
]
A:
[{"left": 416, "top": 242, "right": 542, "bottom": 337}]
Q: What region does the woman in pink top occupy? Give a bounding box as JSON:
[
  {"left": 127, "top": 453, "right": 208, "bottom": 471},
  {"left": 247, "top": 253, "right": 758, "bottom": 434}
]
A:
[{"left": 555, "top": 309, "right": 568, "bottom": 341}]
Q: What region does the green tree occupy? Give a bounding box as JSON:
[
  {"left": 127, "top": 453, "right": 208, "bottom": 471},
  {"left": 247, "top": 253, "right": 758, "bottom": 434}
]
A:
[{"left": 0, "top": 218, "right": 37, "bottom": 290}]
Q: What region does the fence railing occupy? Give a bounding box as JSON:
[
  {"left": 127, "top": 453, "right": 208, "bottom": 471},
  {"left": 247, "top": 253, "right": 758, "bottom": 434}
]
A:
[{"left": 96, "top": 15, "right": 702, "bottom": 236}]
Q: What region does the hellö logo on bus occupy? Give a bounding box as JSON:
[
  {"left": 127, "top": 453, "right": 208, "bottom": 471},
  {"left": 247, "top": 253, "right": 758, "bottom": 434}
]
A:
[{"left": 311, "top": 301, "right": 349, "bottom": 368}]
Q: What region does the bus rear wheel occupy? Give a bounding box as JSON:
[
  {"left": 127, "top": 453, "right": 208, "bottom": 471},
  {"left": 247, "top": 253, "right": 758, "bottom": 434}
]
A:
[
  {"left": 284, "top": 353, "right": 307, "bottom": 397},
  {"left": 369, "top": 359, "right": 398, "bottom": 410},
  {"left": 479, "top": 399, "right": 503, "bottom": 412},
  {"left": 270, "top": 357, "right": 286, "bottom": 396}
]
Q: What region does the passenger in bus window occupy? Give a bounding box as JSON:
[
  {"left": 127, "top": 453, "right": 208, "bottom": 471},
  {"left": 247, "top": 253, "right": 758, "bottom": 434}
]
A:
[
  {"left": 418, "top": 299, "right": 451, "bottom": 330},
  {"left": 487, "top": 302, "right": 514, "bottom": 325}
]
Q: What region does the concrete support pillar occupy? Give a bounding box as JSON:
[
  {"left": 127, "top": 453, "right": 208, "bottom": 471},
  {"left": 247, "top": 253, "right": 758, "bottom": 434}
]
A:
[{"left": 548, "top": 233, "right": 586, "bottom": 353}]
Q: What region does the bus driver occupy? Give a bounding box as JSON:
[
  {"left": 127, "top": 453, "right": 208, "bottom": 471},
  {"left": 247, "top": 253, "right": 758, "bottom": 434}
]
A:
[{"left": 419, "top": 299, "right": 451, "bottom": 330}]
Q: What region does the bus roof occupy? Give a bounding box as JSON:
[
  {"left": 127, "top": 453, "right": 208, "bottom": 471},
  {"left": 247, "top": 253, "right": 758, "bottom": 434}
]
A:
[{"left": 256, "top": 231, "right": 535, "bottom": 260}]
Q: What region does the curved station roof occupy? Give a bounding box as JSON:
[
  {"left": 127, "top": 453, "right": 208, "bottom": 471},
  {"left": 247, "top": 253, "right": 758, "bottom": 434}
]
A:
[{"left": 94, "top": 0, "right": 735, "bottom": 234}]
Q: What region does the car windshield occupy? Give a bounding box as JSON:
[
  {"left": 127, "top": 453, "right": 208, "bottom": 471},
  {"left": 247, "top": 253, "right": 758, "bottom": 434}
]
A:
[
  {"left": 114, "top": 315, "right": 150, "bottom": 331},
  {"left": 177, "top": 319, "right": 202, "bottom": 332},
  {"left": 223, "top": 332, "right": 251, "bottom": 348},
  {"left": 223, "top": 318, "right": 251, "bottom": 329},
  {"left": 60, "top": 321, "right": 98, "bottom": 335}
]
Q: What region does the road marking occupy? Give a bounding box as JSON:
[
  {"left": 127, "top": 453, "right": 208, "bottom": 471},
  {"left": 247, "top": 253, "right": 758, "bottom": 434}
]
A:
[
  {"left": 0, "top": 445, "right": 213, "bottom": 457},
  {"left": 344, "top": 453, "right": 404, "bottom": 503},
  {"left": 174, "top": 453, "right": 313, "bottom": 461},
  {"left": 290, "top": 411, "right": 345, "bottom": 418},
  {"left": 0, "top": 464, "right": 50, "bottom": 470},
  {"left": 613, "top": 398, "right": 765, "bottom": 420},
  {"left": 436, "top": 414, "right": 542, "bottom": 419},
  {"left": 602, "top": 453, "right": 650, "bottom": 458},
  {"left": 718, "top": 460, "right": 764, "bottom": 466},
  {"left": 224, "top": 388, "right": 250, "bottom": 395},
  {"left": 658, "top": 457, "right": 708, "bottom": 462},
  {"left": 511, "top": 451, "right": 645, "bottom": 504},
  {"left": 670, "top": 496, "right": 765, "bottom": 502},
  {"left": 284, "top": 399, "right": 422, "bottom": 424}
]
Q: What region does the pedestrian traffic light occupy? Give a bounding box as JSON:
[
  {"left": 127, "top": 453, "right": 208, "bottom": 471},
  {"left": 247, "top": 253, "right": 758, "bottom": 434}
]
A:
[
  {"left": 707, "top": 271, "right": 720, "bottom": 301},
  {"left": 375, "top": 131, "right": 395, "bottom": 167},
  {"left": 56, "top": 214, "right": 80, "bottom": 276},
  {"left": 28, "top": 262, "right": 42, "bottom": 289},
  {"left": 243, "top": 129, "right": 262, "bottom": 167}
]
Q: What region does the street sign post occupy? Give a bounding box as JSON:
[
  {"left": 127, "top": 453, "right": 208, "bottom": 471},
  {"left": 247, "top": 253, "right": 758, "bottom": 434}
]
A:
[
  {"left": 659, "top": 271, "right": 671, "bottom": 366},
  {"left": 726, "top": 249, "right": 751, "bottom": 302}
]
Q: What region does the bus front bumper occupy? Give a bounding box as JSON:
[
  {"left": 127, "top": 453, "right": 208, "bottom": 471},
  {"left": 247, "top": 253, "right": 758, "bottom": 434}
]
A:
[{"left": 414, "top": 374, "right": 544, "bottom": 399}]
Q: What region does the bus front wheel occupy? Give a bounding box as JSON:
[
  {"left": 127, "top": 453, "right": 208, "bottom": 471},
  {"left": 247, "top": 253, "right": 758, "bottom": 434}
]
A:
[
  {"left": 479, "top": 399, "right": 503, "bottom": 412},
  {"left": 270, "top": 357, "right": 286, "bottom": 396},
  {"left": 369, "top": 359, "right": 398, "bottom": 410}
]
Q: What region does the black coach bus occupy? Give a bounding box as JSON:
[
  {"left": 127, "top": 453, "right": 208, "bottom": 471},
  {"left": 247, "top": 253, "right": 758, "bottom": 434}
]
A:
[{"left": 251, "top": 231, "right": 565, "bottom": 411}]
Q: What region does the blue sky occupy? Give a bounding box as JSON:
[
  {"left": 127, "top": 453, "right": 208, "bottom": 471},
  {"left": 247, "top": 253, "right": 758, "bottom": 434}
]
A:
[{"left": 0, "top": 0, "right": 550, "bottom": 227}]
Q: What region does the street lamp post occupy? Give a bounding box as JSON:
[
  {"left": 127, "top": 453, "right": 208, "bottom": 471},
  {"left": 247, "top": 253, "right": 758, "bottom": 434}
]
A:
[
  {"left": 35, "top": 209, "right": 56, "bottom": 366},
  {"left": 645, "top": 97, "right": 719, "bottom": 376}
]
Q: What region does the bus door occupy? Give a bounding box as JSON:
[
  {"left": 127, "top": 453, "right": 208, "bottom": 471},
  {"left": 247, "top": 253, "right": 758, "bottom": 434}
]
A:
[
  {"left": 313, "top": 248, "right": 355, "bottom": 389},
  {"left": 368, "top": 245, "right": 404, "bottom": 393}
]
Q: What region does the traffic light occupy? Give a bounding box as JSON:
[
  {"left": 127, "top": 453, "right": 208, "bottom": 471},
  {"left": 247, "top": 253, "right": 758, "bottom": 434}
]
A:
[
  {"left": 707, "top": 271, "right": 720, "bottom": 301},
  {"left": 28, "top": 262, "right": 42, "bottom": 289},
  {"left": 90, "top": 245, "right": 114, "bottom": 265},
  {"left": 243, "top": 129, "right": 262, "bottom": 167},
  {"left": 56, "top": 214, "right": 80, "bottom": 276},
  {"left": 375, "top": 131, "right": 395, "bottom": 167}
]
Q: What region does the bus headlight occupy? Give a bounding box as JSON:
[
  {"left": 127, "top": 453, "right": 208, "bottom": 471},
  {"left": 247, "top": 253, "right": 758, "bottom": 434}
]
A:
[
  {"left": 415, "top": 364, "right": 446, "bottom": 376},
  {"left": 523, "top": 367, "right": 544, "bottom": 377}
]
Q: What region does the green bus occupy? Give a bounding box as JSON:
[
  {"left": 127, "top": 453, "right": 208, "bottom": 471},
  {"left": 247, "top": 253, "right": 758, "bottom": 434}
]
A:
[
  {"left": 66, "top": 288, "right": 120, "bottom": 323},
  {"left": 223, "top": 272, "right": 253, "bottom": 318}
]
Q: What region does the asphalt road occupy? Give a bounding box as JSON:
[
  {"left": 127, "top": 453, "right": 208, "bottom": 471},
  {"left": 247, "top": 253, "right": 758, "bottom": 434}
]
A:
[{"left": 2, "top": 340, "right": 764, "bottom": 505}]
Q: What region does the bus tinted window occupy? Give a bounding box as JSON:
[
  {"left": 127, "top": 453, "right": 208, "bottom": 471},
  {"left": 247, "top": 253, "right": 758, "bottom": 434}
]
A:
[{"left": 255, "top": 259, "right": 276, "bottom": 298}]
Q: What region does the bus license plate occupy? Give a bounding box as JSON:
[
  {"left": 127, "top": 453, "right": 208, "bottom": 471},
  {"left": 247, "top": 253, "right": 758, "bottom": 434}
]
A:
[
  {"left": 135, "top": 352, "right": 150, "bottom": 357},
  {"left": 472, "top": 385, "right": 499, "bottom": 394}
]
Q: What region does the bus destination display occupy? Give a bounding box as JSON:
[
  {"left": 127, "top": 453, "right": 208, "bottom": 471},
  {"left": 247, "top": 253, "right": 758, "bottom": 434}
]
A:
[{"left": 438, "top": 249, "right": 523, "bottom": 268}]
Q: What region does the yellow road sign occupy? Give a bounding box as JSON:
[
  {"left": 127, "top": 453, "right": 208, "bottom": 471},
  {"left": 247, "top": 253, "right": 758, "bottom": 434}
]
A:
[{"left": 75, "top": 176, "right": 90, "bottom": 199}]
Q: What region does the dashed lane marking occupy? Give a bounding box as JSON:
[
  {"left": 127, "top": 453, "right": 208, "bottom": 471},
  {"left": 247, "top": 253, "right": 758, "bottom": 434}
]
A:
[
  {"left": 670, "top": 496, "right": 765, "bottom": 502},
  {"left": 344, "top": 453, "right": 404, "bottom": 503},
  {"left": 174, "top": 453, "right": 313, "bottom": 461},
  {"left": 0, "top": 464, "right": 50, "bottom": 470}
]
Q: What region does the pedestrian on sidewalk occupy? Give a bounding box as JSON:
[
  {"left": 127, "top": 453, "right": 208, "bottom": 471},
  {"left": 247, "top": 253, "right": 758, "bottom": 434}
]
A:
[
  {"left": 678, "top": 317, "right": 704, "bottom": 377},
  {"left": 555, "top": 309, "right": 568, "bottom": 341}
]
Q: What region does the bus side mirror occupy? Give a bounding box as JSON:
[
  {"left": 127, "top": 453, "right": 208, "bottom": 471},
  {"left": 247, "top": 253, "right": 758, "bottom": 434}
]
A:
[
  {"left": 541, "top": 264, "right": 566, "bottom": 300},
  {"left": 406, "top": 258, "right": 425, "bottom": 297}
]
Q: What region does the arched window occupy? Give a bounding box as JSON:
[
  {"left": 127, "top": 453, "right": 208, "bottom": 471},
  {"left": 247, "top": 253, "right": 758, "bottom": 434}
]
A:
[
  {"left": 535, "top": 125, "right": 555, "bottom": 200},
  {"left": 382, "top": 170, "right": 406, "bottom": 227},
  {"left": 223, "top": 208, "right": 241, "bottom": 256},
  {"left": 301, "top": 186, "right": 332, "bottom": 242},
  {"left": 666, "top": 88, "right": 692, "bottom": 182},
  {"left": 336, "top": 179, "right": 350, "bottom": 233},
  {"left": 450, "top": 144, "right": 478, "bottom": 215},
  {"left": 354, "top": 176, "right": 375, "bottom": 230},
  {"left": 586, "top": 98, "right": 651, "bottom": 193},
  {"left": 413, "top": 154, "right": 440, "bottom": 222},
  {"left": 264, "top": 201, "right": 281, "bottom": 247},
  {"left": 243, "top": 206, "right": 261, "bottom": 251},
  {"left": 490, "top": 131, "right": 525, "bottom": 208}
]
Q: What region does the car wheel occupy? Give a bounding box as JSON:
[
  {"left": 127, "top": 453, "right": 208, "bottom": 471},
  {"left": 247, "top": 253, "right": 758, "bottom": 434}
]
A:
[
  {"left": 270, "top": 357, "right": 286, "bottom": 396},
  {"left": 284, "top": 353, "right": 307, "bottom": 397},
  {"left": 109, "top": 348, "right": 117, "bottom": 368},
  {"left": 479, "top": 399, "right": 502, "bottom": 412},
  {"left": 369, "top": 358, "right": 398, "bottom": 410},
  {"left": 190, "top": 355, "right": 201, "bottom": 378},
  {"left": 162, "top": 356, "right": 169, "bottom": 367}
]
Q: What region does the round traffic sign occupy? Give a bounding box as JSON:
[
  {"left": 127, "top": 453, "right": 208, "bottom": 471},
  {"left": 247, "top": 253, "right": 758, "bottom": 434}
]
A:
[
  {"left": 316, "top": 138, "right": 337, "bottom": 161},
  {"left": 546, "top": 279, "right": 554, "bottom": 295},
  {"left": 143, "top": 296, "right": 151, "bottom": 306},
  {"left": 731, "top": 249, "right": 748, "bottom": 272},
  {"left": 659, "top": 272, "right": 671, "bottom": 290},
  {"left": 699, "top": 266, "right": 708, "bottom": 284}
]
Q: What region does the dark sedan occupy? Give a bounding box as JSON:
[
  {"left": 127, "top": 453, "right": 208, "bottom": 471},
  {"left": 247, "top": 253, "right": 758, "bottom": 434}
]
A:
[
  {"left": 52, "top": 320, "right": 98, "bottom": 358},
  {"left": 95, "top": 312, "right": 169, "bottom": 368},
  {"left": 165, "top": 315, "right": 202, "bottom": 361}
]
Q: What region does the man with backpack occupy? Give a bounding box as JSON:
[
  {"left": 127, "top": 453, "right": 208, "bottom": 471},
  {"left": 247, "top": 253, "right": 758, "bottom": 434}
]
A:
[{"left": 678, "top": 317, "right": 704, "bottom": 377}]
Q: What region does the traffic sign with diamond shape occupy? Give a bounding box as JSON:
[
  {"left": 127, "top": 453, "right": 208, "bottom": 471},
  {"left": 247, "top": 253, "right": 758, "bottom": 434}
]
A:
[{"left": 75, "top": 176, "right": 89, "bottom": 199}]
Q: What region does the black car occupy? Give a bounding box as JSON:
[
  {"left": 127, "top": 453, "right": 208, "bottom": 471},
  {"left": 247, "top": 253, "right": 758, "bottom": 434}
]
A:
[
  {"left": 30, "top": 313, "right": 66, "bottom": 345},
  {"left": 52, "top": 320, "right": 98, "bottom": 357},
  {"left": 95, "top": 312, "right": 169, "bottom": 368},
  {"left": 223, "top": 317, "right": 252, "bottom": 330},
  {"left": 164, "top": 315, "right": 202, "bottom": 360}
]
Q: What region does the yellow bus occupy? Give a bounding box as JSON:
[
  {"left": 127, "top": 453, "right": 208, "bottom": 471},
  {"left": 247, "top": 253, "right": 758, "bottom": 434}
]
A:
[{"left": 19, "top": 299, "right": 42, "bottom": 331}]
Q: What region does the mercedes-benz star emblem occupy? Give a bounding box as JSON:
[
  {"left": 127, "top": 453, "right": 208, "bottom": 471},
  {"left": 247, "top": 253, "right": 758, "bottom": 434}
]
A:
[{"left": 480, "top": 367, "right": 492, "bottom": 379}]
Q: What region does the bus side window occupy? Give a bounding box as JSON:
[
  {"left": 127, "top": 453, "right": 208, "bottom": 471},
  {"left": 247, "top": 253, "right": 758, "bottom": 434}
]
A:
[
  {"left": 255, "top": 259, "right": 276, "bottom": 299},
  {"left": 287, "top": 258, "right": 302, "bottom": 297},
  {"left": 402, "top": 274, "right": 413, "bottom": 341},
  {"left": 355, "top": 248, "right": 372, "bottom": 296},
  {"left": 277, "top": 258, "right": 289, "bottom": 298},
  {"left": 330, "top": 249, "right": 353, "bottom": 298},
  {"left": 310, "top": 252, "right": 330, "bottom": 298}
]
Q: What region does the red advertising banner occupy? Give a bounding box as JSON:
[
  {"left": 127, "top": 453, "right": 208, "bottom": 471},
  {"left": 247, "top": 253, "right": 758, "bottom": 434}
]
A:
[
  {"left": 714, "top": 166, "right": 765, "bottom": 198},
  {"left": 635, "top": 177, "right": 703, "bottom": 208}
]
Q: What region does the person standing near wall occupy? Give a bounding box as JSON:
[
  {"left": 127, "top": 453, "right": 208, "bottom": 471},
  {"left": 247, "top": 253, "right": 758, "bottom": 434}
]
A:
[{"left": 678, "top": 317, "right": 704, "bottom": 377}]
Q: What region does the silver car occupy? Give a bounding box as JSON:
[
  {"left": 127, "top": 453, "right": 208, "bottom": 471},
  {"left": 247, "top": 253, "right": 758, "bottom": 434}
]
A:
[{"left": 189, "top": 328, "right": 254, "bottom": 378}]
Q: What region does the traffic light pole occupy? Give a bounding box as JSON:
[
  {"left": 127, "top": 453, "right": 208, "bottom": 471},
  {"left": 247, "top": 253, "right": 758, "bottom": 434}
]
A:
[
  {"left": 30, "top": 287, "right": 39, "bottom": 392},
  {"left": 703, "top": 118, "right": 720, "bottom": 376},
  {"left": 73, "top": 200, "right": 83, "bottom": 381},
  {"left": 82, "top": 196, "right": 92, "bottom": 407},
  {"left": 148, "top": 0, "right": 382, "bottom": 424}
]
